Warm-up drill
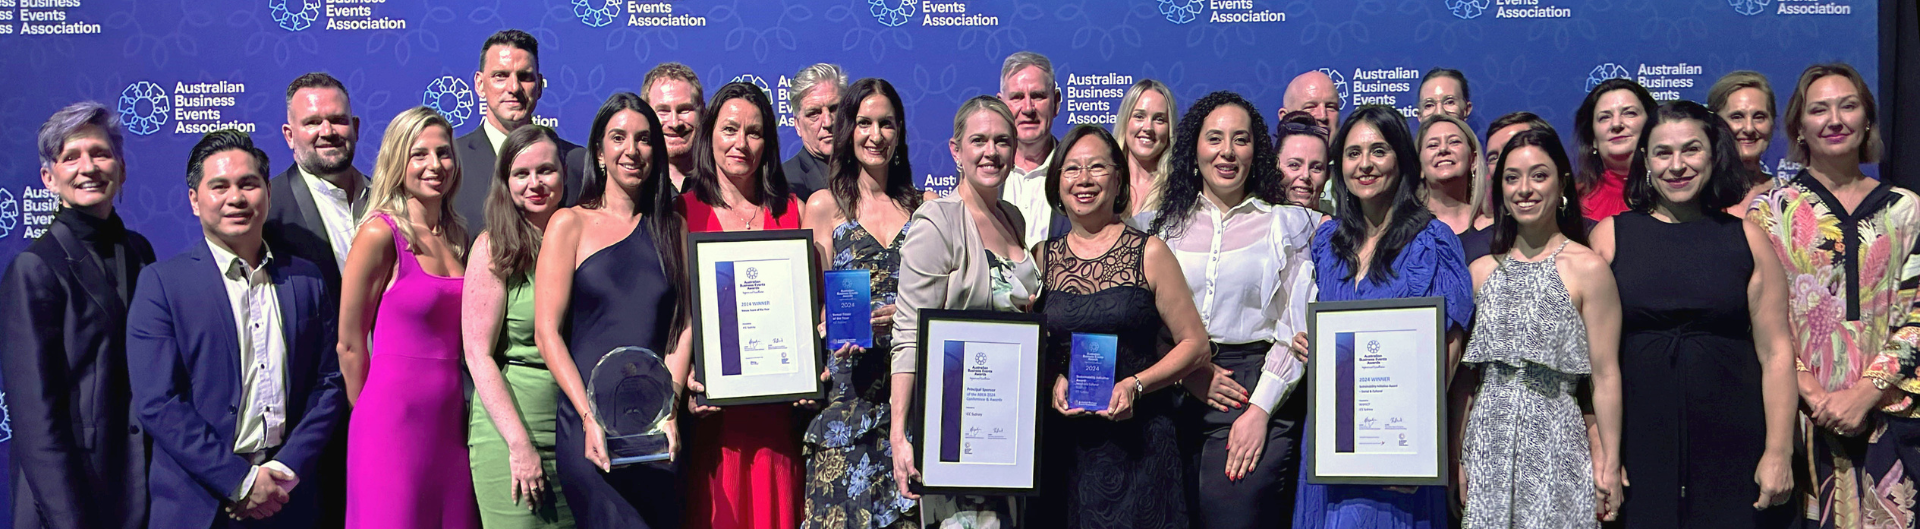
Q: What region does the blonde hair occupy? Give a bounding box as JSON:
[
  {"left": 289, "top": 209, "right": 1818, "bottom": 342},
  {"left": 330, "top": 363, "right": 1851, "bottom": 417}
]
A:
[
  {"left": 1783, "top": 63, "right": 1881, "bottom": 165},
  {"left": 1414, "top": 114, "right": 1485, "bottom": 213},
  {"left": 1112, "top": 79, "right": 1178, "bottom": 213},
  {"left": 361, "top": 106, "right": 469, "bottom": 258}
]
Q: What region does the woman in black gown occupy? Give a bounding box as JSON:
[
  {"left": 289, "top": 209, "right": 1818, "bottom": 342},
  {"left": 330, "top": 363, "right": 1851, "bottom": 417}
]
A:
[
  {"left": 533, "top": 92, "right": 688, "bottom": 528},
  {"left": 1586, "top": 100, "right": 1796, "bottom": 528},
  {"left": 1035, "top": 124, "right": 1211, "bottom": 528}
]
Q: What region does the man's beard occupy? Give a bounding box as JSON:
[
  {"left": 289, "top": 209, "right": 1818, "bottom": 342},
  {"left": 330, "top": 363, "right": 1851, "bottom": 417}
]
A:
[{"left": 299, "top": 148, "right": 356, "bottom": 175}]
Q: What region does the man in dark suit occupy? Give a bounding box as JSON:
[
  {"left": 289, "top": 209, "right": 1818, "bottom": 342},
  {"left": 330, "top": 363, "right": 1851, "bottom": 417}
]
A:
[
  {"left": 781, "top": 63, "right": 845, "bottom": 200},
  {"left": 0, "top": 101, "right": 153, "bottom": 529},
  {"left": 128, "top": 130, "right": 346, "bottom": 528},
  {"left": 453, "top": 29, "right": 587, "bottom": 237},
  {"left": 267, "top": 72, "right": 365, "bottom": 295}
]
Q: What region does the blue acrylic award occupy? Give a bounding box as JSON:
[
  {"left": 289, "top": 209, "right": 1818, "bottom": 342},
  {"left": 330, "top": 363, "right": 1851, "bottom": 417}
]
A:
[
  {"left": 824, "top": 269, "right": 874, "bottom": 349},
  {"left": 1067, "top": 333, "right": 1118, "bottom": 412}
]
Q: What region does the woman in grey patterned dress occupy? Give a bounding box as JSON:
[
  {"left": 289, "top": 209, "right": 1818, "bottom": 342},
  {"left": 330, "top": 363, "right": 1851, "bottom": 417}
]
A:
[{"left": 1461, "top": 128, "right": 1624, "bottom": 528}]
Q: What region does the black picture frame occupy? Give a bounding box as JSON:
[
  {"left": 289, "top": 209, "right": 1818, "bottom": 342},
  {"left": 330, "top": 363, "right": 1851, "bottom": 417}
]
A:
[
  {"left": 1304, "top": 296, "right": 1449, "bottom": 487},
  {"left": 910, "top": 309, "right": 1047, "bottom": 496},
  {"left": 687, "top": 229, "right": 827, "bottom": 406}
]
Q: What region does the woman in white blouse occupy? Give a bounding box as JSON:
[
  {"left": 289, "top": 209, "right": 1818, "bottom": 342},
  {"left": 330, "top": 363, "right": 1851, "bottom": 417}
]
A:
[
  {"left": 1143, "top": 91, "right": 1319, "bottom": 529},
  {"left": 887, "top": 95, "right": 1043, "bottom": 525}
]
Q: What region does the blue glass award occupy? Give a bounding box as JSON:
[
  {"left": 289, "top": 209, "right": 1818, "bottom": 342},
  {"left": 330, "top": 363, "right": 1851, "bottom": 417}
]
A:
[
  {"left": 1067, "top": 333, "right": 1118, "bottom": 412},
  {"left": 824, "top": 269, "right": 873, "bottom": 349},
  {"left": 587, "top": 346, "right": 675, "bottom": 465}
]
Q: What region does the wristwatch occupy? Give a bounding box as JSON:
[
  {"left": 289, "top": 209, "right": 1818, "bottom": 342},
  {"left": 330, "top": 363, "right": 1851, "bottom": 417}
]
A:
[{"left": 1870, "top": 377, "right": 1891, "bottom": 391}]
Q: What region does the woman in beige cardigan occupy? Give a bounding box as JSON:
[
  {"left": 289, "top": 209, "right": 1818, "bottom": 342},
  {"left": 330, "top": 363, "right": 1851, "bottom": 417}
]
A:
[{"left": 888, "top": 95, "right": 1043, "bottom": 526}]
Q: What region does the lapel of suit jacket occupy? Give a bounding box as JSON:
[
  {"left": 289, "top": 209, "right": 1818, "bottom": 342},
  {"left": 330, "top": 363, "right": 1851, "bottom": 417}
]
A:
[
  {"left": 49, "top": 217, "right": 124, "bottom": 318},
  {"left": 188, "top": 242, "right": 247, "bottom": 402},
  {"left": 283, "top": 167, "right": 331, "bottom": 247}
]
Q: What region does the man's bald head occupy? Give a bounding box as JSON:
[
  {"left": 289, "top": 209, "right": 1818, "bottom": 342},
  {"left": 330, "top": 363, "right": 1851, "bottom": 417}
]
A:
[{"left": 1282, "top": 70, "right": 1341, "bottom": 129}]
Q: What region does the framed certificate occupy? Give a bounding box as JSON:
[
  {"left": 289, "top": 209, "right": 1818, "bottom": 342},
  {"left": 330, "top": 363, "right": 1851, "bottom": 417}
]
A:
[
  {"left": 912, "top": 309, "right": 1045, "bottom": 495},
  {"left": 688, "top": 229, "right": 826, "bottom": 406},
  {"left": 1306, "top": 297, "right": 1448, "bottom": 486}
]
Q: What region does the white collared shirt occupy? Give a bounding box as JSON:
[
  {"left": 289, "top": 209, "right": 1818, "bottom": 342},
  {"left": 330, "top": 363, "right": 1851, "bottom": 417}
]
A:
[
  {"left": 1000, "top": 145, "right": 1056, "bottom": 246},
  {"left": 297, "top": 168, "right": 368, "bottom": 270},
  {"left": 204, "top": 238, "right": 289, "bottom": 455},
  {"left": 482, "top": 119, "right": 509, "bottom": 155},
  {"left": 1161, "top": 197, "right": 1320, "bottom": 414}
]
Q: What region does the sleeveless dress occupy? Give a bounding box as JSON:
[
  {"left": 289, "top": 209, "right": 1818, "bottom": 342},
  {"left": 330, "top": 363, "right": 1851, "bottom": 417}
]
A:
[
  {"left": 682, "top": 193, "right": 804, "bottom": 529},
  {"left": 1461, "top": 240, "right": 1595, "bottom": 529},
  {"left": 1294, "top": 219, "right": 1475, "bottom": 529},
  {"left": 1036, "top": 227, "right": 1187, "bottom": 528},
  {"left": 803, "top": 219, "right": 917, "bottom": 529},
  {"left": 469, "top": 276, "right": 574, "bottom": 528},
  {"left": 1611, "top": 211, "right": 1792, "bottom": 528},
  {"left": 346, "top": 212, "right": 478, "bottom": 529},
  {"left": 556, "top": 219, "right": 681, "bottom": 528}
]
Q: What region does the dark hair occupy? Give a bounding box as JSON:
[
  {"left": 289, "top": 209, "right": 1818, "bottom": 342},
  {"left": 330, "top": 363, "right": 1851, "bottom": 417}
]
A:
[
  {"left": 1489, "top": 128, "right": 1587, "bottom": 255},
  {"left": 1484, "top": 111, "right": 1550, "bottom": 141},
  {"left": 1420, "top": 68, "right": 1471, "bottom": 103},
  {"left": 1045, "top": 124, "right": 1131, "bottom": 217},
  {"left": 484, "top": 125, "right": 561, "bottom": 285},
  {"left": 581, "top": 92, "right": 688, "bottom": 338},
  {"left": 478, "top": 29, "right": 540, "bottom": 68},
  {"left": 829, "top": 78, "right": 920, "bottom": 221},
  {"left": 186, "top": 129, "right": 270, "bottom": 190},
  {"left": 1274, "top": 110, "right": 1330, "bottom": 151},
  {"left": 1574, "top": 78, "right": 1658, "bottom": 191},
  {"left": 688, "top": 82, "right": 792, "bottom": 218},
  {"left": 1624, "top": 100, "right": 1750, "bottom": 213},
  {"left": 1327, "top": 106, "right": 1432, "bottom": 283},
  {"left": 285, "top": 72, "right": 348, "bottom": 102},
  {"left": 1150, "top": 91, "right": 1278, "bottom": 239}
]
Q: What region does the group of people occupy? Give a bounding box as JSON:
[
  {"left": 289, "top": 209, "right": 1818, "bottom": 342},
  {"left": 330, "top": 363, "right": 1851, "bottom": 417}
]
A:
[{"left": 3, "top": 26, "right": 1914, "bottom": 529}]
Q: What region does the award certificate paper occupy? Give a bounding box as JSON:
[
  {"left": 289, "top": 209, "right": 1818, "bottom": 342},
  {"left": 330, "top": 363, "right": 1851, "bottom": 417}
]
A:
[
  {"left": 824, "top": 269, "right": 874, "bottom": 349},
  {"left": 715, "top": 258, "right": 800, "bottom": 377},
  {"left": 939, "top": 340, "right": 1021, "bottom": 465},
  {"left": 1067, "top": 333, "right": 1117, "bottom": 412},
  {"left": 1335, "top": 329, "right": 1423, "bottom": 455}
]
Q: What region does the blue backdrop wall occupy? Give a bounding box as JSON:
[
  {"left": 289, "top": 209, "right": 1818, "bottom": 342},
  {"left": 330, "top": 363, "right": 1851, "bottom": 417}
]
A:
[{"left": 0, "top": 0, "right": 1880, "bottom": 521}]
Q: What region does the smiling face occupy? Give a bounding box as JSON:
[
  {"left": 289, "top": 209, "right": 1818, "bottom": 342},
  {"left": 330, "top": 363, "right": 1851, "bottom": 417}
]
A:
[
  {"left": 1285, "top": 72, "right": 1341, "bottom": 128},
  {"left": 951, "top": 109, "right": 1015, "bottom": 191},
  {"left": 1420, "top": 120, "right": 1471, "bottom": 186},
  {"left": 1500, "top": 145, "right": 1563, "bottom": 228},
  {"left": 647, "top": 78, "right": 700, "bottom": 159},
  {"left": 190, "top": 149, "right": 270, "bottom": 245},
  {"left": 1340, "top": 121, "right": 1397, "bottom": 205},
  {"left": 1718, "top": 87, "right": 1773, "bottom": 168},
  {"left": 1056, "top": 135, "right": 1120, "bottom": 219},
  {"left": 1643, "top": 119, "right": 1712, "bottom": 207},
  {"left": 475, "top": 45, "right": 542, "bottom": 130},
  {"left": 507, "top": 139, "right": 564, "bottom": 216},
  {"left": 1124, "top": 89, "right": 1172, "bottom": 165},
  {"left": 795, "top": 83, "right": 840, "bottom": 158},
  {"left": 1417, "top": 76, "right": 1469, "bottom": 120},
  {"left": 40, "top": 124, "right": 124, "bottom": 218},
  {"left": 1799, "top": 74, "right": 1869, "bottom": 163},
  {"left": 403, "top": 124, "right": 457, "bottom": 202},
  {"left": 284, "top": 86, "right": 359, "bottom": 175},
  {"left": 598, "top": 109, "right": 654, "bottom": 194},
  {"left": 1278, "top": 134, "right": 1329, "bottom": 208},
  {"left": 1197, "top": 105, "right": 1255, "bottom": 205},
  {"left": 710, "top": 98, "right": 766, "bottom": 180},
  {"left": 1591, "top": 89, "right": 1648, "bottom": 163},
  {"left": 852, "top": 93, "right": 900, "bottom": 172},
  {"left": 1000, "top": 66, "right": 1058, "bottom": 147}
]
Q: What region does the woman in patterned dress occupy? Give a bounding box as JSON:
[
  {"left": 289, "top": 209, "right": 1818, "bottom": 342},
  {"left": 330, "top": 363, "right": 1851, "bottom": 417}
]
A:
[{"left": 1746, "top": 62, "right": 1920, "bottom": 529}]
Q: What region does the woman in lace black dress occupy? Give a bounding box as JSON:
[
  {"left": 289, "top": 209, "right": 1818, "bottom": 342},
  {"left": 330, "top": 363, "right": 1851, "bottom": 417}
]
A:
[{"left": 1034, "top": 124, "right": 1211, "bottom": 528}]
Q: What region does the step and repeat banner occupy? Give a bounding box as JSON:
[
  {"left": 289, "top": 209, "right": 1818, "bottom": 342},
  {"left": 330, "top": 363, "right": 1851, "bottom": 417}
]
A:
[{"left": 0, "top": 0, "right": 1880, "bottom": 519}]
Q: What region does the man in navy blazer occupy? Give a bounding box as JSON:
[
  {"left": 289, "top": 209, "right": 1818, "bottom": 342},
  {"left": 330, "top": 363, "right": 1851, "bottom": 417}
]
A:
[{"left": 127, "top": 130, "right": 346, "bottom": 528}]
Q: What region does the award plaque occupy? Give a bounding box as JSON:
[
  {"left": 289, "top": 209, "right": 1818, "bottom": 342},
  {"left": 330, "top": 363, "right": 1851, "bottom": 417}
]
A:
[
  {"left": 587, "top": 346, "right": 675, "bottom": 466},
  {"left": 824, "top": 269, "right": 874, "bottom": 349},
  {"left": 1305, "top": 297, "right": 1448, "bottom": 486},
  {"left": 1066, "top": 333, "right": 1118, "bottom": 412},
  {"left": 913, "top": 309, "right": 1046, "bottom": 495},
  {"left": 688, "top": 229, "right": 827, "bottom": 406}
]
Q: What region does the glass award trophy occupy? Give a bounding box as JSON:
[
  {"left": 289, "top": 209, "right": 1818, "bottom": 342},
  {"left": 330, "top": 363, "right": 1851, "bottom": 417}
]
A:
[{"left": 587, "top": 346, "right": 675, "bottom": 466}]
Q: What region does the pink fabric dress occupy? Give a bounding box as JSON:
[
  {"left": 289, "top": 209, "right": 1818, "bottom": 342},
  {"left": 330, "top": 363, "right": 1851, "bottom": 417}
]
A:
[{"left": 346, "top": 212, "right": 478, "bottom": 528}]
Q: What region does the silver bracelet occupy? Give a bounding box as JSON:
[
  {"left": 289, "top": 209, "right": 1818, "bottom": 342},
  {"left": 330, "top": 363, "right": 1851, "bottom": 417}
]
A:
[{"left": 1132, "top": 376, "right": 1146, "bottom": 394}]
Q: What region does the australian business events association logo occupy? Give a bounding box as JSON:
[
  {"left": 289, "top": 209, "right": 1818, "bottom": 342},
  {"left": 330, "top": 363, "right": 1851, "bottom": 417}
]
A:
[
  {"left": 0, "top": 189, "right": 18, "bottom": 239},
  {"left": 1447, "top": 0, "right": 1492, "bottom": 19},
  {"left": 573, "top": 0, "right": 621, "bottom": 27},
  {"left": 119, "top": 81, "right": 171, "bottom": 136},
  {"left": 269, "top": 0, "right": 322, "bottom": 31},
  {"left": 423, "top": 76, "right": 477, "bottom": 129},
  {"left": 1319, "top": 67, "right": 1350, "bottom": 109},
  {"left": 1586, "top": 63, "right": 1631, "bottom": 93},
  {"left": 1159, "top": 0, "right": 1202, "bottom": 23},
  {"left": 1729, "top": 0, "right": 1772, "bottom": 15},
  {"left": 1160, "top": 0, "right": 1282, "bottom": 23},
  {"left": 871, "top": 0, "right": 915, "bottom": 27}
]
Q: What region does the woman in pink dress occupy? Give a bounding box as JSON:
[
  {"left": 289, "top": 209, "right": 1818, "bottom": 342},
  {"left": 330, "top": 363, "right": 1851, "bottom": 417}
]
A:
[{"left": 337, "top": 106, "right": 479, "bottom": 528}]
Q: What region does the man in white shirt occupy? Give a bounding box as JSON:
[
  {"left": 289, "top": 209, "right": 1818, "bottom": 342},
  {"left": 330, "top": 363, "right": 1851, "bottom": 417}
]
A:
[
  {"left": 268, "top": 72, "right": 366, "bottom": 296},
  {"left": 128, "top": 130, "right": 346, "bottom": 528},
  {"left": 997, "top": 51, "right": 1064, "bottom": 245},
  {"left": 452, "top": 29, "right": 589, "bottom": 238}
]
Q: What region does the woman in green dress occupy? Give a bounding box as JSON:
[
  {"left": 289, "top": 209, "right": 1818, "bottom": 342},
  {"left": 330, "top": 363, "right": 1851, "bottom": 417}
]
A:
[{"left": 460, "top": 125, "right": 575, "bottom": 528}]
